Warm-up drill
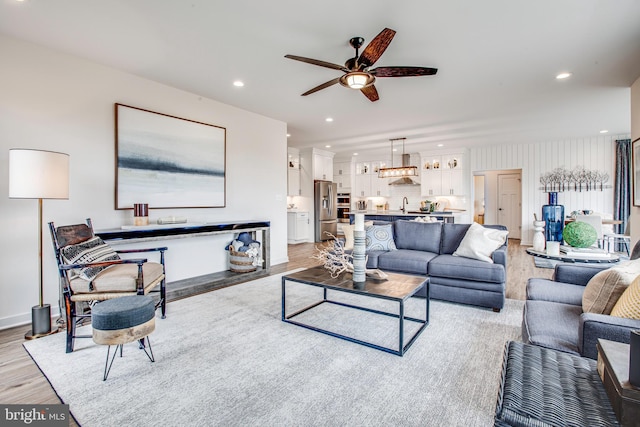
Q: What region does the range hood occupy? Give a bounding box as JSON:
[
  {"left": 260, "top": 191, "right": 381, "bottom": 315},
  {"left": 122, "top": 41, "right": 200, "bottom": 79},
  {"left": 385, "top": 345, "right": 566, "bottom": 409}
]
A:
[{"left": 386, "top": 154, "right": 420, "bottom": 186}]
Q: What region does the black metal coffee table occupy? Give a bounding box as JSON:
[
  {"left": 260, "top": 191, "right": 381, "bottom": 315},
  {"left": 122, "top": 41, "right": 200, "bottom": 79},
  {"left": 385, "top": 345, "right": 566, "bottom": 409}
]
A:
[{"left": 282, "top": 266, "right": 429, "bottom": 356}]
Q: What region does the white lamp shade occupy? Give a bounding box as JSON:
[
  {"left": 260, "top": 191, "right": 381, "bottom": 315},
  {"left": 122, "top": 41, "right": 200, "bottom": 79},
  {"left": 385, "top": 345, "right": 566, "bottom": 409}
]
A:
[
  {"left": 346, "top": 74, "right": 368, "bottom": 89},
  {"left": 9, "top": 149, "right": 69, "bottom": 199}
]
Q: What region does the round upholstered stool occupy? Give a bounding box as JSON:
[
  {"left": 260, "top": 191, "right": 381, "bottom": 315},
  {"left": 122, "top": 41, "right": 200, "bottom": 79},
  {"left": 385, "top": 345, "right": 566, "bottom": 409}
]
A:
[{"left": 92, "top": 295, "right": 156, "bottom": 380}]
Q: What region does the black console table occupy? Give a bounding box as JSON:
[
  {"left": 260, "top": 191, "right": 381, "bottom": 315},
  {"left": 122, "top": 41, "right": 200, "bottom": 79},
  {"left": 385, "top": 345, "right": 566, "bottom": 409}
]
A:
[{"left": 96, "top": 221, "right": 271, "bottom": 300}]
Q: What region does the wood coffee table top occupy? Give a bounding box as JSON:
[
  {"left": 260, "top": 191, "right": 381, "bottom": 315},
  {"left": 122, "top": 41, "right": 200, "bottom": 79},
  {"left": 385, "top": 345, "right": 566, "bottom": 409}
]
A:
[{"left": 284, "top": 265, "right": 427, "bottom": 301}]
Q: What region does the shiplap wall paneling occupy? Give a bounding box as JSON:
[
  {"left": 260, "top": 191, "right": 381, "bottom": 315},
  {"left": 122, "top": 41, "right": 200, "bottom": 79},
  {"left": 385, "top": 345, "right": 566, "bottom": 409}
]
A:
[{"left": 469, "top": 136, "right": 623, "bottom": 245}]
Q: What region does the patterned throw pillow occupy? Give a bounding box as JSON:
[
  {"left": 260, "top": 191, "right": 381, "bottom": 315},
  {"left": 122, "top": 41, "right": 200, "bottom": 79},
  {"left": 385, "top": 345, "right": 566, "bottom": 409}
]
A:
[
  {"left": 610, "top": 274, "right": 640, "bottom": 319},
  {"left": 61, "top": 236, "right": 121, "bottom": 281},
  {"left": 365, "top": 224, "right": 397, "bottom": 251}
]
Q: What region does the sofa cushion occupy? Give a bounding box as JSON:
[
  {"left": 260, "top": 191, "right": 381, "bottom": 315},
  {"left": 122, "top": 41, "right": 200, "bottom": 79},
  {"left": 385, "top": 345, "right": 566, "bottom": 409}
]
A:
[
  {"left": 611, "top": 274, "right": 640, "bottom": 320},
  {"left": 428, "top": 254, "right": 505, "bottom": 283},
  {"left": 453, "top": 222, "right": 508, "bottom": 263},
  {"left": 526, "top": 278, "right": 584, "bottom": 306},
  {"left": 377, "top": 249, "right": 435, "bottom": 275},
  {"left": 393, "top": 220, "right": 441, "bottom": 253},
  {"left": 522, "top": 300, "right": 581, "bottom": 355},
  {"left": 440, "top": 223, "right": 471, "bottom": 254},
  {"left": 365, "top": 224, "right": 397, "bottom": 251},
  {"left": 582, "top": 259, "right": 640, "bottom": 314}
]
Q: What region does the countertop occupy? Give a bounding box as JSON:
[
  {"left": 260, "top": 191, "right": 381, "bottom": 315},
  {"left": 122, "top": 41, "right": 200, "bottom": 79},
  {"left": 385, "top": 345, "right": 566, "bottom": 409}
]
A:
[{"left": 347, "top": 210, "right": 460, "bottom": 217}]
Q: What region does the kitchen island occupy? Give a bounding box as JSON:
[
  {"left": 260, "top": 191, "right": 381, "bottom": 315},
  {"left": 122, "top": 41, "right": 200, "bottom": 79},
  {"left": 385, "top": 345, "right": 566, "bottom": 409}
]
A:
[{"left": 348, "top": 210, "right": 460, "bottom": 223}]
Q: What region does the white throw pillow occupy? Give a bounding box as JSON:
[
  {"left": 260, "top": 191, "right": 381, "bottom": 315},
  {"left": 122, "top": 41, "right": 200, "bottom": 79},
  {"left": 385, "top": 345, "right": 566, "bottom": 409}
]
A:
[
  {"left": 342, "top": 221, "right": 374, "bottom": 250},
  {"left": 453, "top": 222, "right": 508, "bottom": 263}
]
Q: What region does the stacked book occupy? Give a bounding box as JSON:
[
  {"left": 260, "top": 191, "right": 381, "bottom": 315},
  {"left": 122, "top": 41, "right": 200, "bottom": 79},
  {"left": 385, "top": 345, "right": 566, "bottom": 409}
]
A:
[{"left": 559, "top": 245, "right": 611, "bottom": 258}]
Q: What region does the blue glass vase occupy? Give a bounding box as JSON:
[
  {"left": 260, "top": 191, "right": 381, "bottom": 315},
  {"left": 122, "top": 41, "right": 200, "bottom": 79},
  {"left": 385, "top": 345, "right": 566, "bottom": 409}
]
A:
[{"left": 542, "top": 192, "right": 564, "bottom": 242}]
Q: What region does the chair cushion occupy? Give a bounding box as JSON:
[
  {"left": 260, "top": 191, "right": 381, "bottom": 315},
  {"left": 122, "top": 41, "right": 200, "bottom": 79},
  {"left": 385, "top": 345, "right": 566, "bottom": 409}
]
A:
[
  {"left": 428, "top": 254, "right": 505, "bottom": 283},
  {"left": 526, "top": 278, "right": 584, "bottom": 306},
  {"left": 522, "top": 300, "right": 581, "bottom": 355},
  {"left": 611, "top": 274, "right": 640, "bottom": 320},
  {"left": 365, "top": 224, "right": 396, "bottom": 251},
  {"left": 392, "top": 220, "right": 441, "bottom": 252},
  {"left": 69, "top": 262, "right": 164, "bottom": 294},
  {"left": 61, "top": 236, "right": 121, "bottom": 281},
  {"left": 452, "top": 222, "right": 508, "bottom": 263},
  {"left": 582, "top": 258, "right": 640, "bottom": 314}
]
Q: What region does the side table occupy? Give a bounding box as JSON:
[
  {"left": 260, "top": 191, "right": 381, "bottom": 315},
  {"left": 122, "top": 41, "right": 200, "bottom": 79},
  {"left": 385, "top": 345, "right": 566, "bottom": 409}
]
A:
[{"left": 597, "top": 339, "right": 640, "bottom": 426}]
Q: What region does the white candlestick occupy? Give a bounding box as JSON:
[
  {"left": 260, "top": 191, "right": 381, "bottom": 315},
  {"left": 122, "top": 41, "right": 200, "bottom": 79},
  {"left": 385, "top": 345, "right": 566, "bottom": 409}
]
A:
[{"left": 355, "top": 213, "right": 364, "bottom": 231}]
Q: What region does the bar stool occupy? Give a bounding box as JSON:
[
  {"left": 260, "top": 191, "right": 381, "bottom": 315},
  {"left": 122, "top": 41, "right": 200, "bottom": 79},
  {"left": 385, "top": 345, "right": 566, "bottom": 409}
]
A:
[{"left": 92, "top": 295, "right": 156, "bottom": 380}]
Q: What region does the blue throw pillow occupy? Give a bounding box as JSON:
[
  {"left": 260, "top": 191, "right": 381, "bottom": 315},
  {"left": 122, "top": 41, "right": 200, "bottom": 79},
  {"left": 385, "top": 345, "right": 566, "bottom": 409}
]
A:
[{"left": 365, "top": 224, "right": 397, "bottom": 251}]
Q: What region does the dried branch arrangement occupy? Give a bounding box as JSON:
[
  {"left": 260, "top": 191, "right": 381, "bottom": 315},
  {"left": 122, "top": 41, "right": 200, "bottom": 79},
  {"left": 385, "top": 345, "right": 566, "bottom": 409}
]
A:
[
  {"left": 311, "top": 233, "right": 388, "bottom": 280},
  {"left": 311, "top": 233, "right": 354, "bottom": 278}
]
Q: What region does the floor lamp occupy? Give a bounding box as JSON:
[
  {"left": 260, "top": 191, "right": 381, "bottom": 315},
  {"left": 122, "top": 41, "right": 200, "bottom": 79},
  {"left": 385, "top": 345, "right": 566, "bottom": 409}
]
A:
[{"left": 9, "top": 149, "right": 69, "bottom": 339}]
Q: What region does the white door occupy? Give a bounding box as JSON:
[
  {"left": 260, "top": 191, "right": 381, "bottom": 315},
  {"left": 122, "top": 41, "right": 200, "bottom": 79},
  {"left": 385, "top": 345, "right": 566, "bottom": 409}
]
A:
[{"left": 498, "top": 173, "right": 522, "bottom": 239}]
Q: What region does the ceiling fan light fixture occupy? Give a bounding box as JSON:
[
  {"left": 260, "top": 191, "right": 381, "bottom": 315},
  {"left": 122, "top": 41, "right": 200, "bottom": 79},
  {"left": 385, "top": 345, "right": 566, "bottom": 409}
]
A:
[{"left": 340, "top": 72, "right": 375, "bottom": 89}]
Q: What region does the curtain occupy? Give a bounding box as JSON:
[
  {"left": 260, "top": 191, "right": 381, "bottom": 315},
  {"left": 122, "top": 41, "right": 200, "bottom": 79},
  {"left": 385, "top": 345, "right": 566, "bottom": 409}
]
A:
[{"left": 613, "top": 139, "right": 631, "bottom": 251}]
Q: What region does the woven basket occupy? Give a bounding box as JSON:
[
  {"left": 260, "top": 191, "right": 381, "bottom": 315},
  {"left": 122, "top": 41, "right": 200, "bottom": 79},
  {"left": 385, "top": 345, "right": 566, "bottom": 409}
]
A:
[{"left": 228, "top": 249, "right": 257, "bottom": 273}]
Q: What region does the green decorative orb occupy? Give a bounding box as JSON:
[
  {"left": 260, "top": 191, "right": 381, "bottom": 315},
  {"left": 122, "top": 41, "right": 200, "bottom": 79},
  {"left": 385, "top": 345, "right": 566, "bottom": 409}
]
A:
[{"left": 563, "top": 221, "right": 598, "bottom": 248}]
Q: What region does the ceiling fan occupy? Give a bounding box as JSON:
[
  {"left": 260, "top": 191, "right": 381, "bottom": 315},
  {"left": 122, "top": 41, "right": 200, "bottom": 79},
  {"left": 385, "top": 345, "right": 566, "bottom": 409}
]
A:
[{"left": 284, "top": 28, "right": 438, "bottom": 102}]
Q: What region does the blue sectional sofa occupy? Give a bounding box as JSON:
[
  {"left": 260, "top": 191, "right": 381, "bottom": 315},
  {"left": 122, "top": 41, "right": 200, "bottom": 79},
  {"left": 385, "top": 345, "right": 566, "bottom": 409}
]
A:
[
  {"left": 364, "top": 220, "right": 508, "bottom": 311},
  {"left": 523, "top": 263, "right": 640, "bottom": 359}
]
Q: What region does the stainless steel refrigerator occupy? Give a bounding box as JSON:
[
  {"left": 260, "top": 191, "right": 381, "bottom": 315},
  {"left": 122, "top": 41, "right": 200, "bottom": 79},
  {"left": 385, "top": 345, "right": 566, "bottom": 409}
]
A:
[{"left": 314, "top": 180, "right": 338, "bottom": 242}]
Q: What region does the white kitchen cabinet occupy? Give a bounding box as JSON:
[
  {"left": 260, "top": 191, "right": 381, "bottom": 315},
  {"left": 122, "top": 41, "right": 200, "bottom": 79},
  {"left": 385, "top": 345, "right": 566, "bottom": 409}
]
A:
[
  {"left": 287, "top": 168, "right": 301, "bottom": 196},
  {"left": 420, "top": 152, "right": 467, "bottom": 196},
  {"left": 421, "top": 170, "right": 442, "bottom": 197},
  {"left": 441, "top": 169, "right": 466, "bottom": 195},
  {"left": 313, "top": 153, "right": 334, "bottom": 181},
  {"left": 371, "top": 176, "right": 390, "bottom": 197},
  {"left": 287, "top": 211, "right": 309, "bottom": 244},
  {"left": 287, "top": 147, "right": 301, "bottom": 196},
  {"left": 354, "top": 159, "right": 390, "bottom": 197},
  {"left": 354, "top": 174, "right": 371, "bottom": 197},
  {"left": 333, "top": 161, "right": 352, "bottom": 190}
]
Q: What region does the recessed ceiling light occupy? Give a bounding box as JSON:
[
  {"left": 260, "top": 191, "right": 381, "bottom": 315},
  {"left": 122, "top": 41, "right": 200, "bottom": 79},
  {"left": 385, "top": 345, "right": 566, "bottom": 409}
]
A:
[
  {"left": 392, "top": 148, "right": 398, "bottom": 152},
  {"left": 437, "top": 144, "right": 444, "bottom": 147},
  {"left": 353, "top": 153, "right": 358, "bottom": 156},
  {"left": 325, "top": 145, "right": 331, "bottom": 148},
  {"left": 600, "top": 129, "right": 609, "bottom": 134},
  {"left": 556, "top": 72, "right": 572, "bottom": 80},
  {"left": 325, "top": 117, "right": 333, "bottom": 122},
  {"left": 286, "top": 133, "right": 291, "bottom": 137},
  {"left": 233, "top": 81, "right": 244, "bottom": 87}
]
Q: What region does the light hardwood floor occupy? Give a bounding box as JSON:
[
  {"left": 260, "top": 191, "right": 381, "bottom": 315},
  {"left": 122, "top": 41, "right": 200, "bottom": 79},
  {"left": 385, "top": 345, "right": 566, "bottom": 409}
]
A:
[{"left": 0, "top": 239, "right": 550, "bottom": 421}]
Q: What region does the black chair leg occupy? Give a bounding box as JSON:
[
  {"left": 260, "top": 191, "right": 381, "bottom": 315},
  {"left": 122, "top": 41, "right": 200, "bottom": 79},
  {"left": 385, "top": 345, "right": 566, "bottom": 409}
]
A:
[{"left": 65, "top": 298, "right": 76, "bottom": 353}]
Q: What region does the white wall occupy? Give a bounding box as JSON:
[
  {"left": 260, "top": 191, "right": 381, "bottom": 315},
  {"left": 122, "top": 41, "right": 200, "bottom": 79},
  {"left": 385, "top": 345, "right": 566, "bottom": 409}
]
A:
[
  {"left": 0, "top": 35, "right": 288, "bottom": 329},
  {"left": 470, "top": 136, "right": 628, "bottom": 245}
]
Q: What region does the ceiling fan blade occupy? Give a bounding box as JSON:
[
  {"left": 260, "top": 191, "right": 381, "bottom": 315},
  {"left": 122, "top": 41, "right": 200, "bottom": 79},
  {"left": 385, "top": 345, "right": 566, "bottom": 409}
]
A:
[
  {"left": 301, "top": 77, "right": 342, "bottom": 96},
  {"left": 361, "top": 85, "right": 379, "bottom": 102},
  {"left": 357, "top": 28, "right": 396, "bottom": 68},
  {"left": 370, "top": 66, "right": 438, "bottom": 77},
  {"left": 284, "top": 55, "right": 349, "bottom": 72}
]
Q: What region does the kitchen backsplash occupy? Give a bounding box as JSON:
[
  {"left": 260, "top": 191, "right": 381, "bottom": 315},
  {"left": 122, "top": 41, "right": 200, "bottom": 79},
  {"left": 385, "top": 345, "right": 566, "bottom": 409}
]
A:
[{"left": 352, "top": 185, "right": 467, "bottom": 212}]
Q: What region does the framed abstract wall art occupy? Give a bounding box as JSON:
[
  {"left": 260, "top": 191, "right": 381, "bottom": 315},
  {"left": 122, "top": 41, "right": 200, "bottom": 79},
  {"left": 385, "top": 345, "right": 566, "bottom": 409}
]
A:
[{"left": 115, "top": 104, "right": 226, "bottom": 209}]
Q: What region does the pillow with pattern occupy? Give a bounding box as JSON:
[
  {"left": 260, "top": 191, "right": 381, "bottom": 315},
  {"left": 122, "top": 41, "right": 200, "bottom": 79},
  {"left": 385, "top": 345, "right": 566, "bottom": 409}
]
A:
[
  {"left": 365, "top": 224, "right": 397, "bottom": 251},
  {"left": 61, "top": 236, "right": 121, "bottom": 281}
]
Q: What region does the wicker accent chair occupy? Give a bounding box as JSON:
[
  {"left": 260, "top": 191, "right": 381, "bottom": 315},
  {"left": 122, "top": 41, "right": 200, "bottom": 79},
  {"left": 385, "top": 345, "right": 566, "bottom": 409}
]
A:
[{"left": 49, "top": 218, "right": 167, "bottom": 353}]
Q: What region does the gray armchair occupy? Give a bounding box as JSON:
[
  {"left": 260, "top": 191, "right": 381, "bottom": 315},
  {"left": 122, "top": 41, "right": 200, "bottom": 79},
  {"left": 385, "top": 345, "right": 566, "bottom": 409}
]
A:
[{"left": 522, "top": 262, "right": 640, "bottom": 359}]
